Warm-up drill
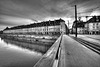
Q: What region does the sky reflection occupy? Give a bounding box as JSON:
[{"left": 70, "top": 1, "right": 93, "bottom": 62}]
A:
[{"left": 0, "top": 37, "right": 43, "bottom": 67}]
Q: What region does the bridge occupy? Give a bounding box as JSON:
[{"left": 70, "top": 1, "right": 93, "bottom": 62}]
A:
[
  {"left": 1, "top": 18, "right": 100, "bottom": 67},
  {"left": 34, "top": 34, "right": 100, "bottom": 67}
]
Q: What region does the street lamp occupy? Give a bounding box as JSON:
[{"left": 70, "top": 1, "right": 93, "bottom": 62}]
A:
[{"left": 75, "top": 5, "right": 77, "bottom": 37}]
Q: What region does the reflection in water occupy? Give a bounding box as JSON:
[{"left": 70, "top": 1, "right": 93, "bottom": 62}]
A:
[
  {"left": 0, "top": 37, "right": 53, "bottom": 67},
  {"left": 1, "top": 37, "right": 51, "bottom": 54}
]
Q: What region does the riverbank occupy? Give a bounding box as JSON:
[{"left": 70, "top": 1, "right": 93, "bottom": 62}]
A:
[
  {"left": 0, "top": 34, "right": 57, "bottom": 46},
  {"left": 2, "top": 38, "right": 50, "bottom": 53},
  {"left": 0, "top": 34, "right": 59, "bottom": 53}
]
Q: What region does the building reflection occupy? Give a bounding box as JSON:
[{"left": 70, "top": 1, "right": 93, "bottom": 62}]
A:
[{"left": 1, "top": 37, "right": 50, "bottom": 54}]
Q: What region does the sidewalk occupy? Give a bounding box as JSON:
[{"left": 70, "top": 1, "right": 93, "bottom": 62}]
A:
[{"left": 59, "top": 35, "right": 100, "bottom": 67}]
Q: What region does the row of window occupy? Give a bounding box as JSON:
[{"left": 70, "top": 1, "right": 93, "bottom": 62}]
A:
[
  {"left": 89, "top": 23, "right": 100, "bottom": 30},
  {"left": 3, "top": 25, "right": 61, "bottom": 34}
]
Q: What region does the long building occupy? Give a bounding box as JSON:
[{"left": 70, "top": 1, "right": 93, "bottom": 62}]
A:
[{"left": 3, "top": 18, "right": 67, "bottom": 37}]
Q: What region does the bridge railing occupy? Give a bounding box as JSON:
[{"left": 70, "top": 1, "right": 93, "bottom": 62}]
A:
[{"left": 33, "top": 34, "right": 63, "bottom": 67}]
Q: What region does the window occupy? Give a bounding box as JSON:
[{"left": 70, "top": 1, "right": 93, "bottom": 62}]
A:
[{"left": 97, "top": 23, "right": 98, "bottom": 25}]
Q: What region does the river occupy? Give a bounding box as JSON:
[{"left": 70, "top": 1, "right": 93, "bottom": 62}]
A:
[{"left": 0, "top": 37, "right": 50, "bottom": 67}]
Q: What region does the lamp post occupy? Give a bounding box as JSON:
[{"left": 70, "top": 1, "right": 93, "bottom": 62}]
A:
[
  {"left": 67, "top": 20, "right": 70, "bottom": 35},
  {"left": 75, "top": 5, "right": 77, "bottom": 37},
  {"left": 68, "top": 20, "right": 69, "bottom": 29}
]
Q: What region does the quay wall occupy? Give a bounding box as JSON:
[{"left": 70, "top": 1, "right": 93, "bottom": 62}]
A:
[
  {"left": 0, "top": 34, "right": 57, "bottom": 45},
  {"left": 2, "top": 38, "right": 50, "bottom": 53},
  {"left": 0, "top": 34, "right": 60, "bottom": 53}
]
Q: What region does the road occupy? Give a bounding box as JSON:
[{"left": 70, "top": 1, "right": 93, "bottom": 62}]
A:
[
  {"left": 84, "top": 35, "right": 100, "bottom": 40},
  {"left": 70, "top": 34, "right": 100, "bottom": 40},
  {"left": 70, "top": 34, "right": 100, "bottom": 46}
]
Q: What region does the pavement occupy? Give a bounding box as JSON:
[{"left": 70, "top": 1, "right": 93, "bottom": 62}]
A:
[{"left": 59, "top": 35, "right": 100, "bottom": 67}]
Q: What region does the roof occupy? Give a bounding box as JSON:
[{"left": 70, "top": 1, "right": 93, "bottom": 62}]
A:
[
  {"left": 72, "top": 21, "right": 86, "bottom": 28},
  {"left": 4, "top": 18, "right": 65, "bottom": 30},
  {"left": 55, "top": 18, "right": 65, "bottom": 22},
  {"left": 87, "top": 16, "right": 100, "bottom": 23}
]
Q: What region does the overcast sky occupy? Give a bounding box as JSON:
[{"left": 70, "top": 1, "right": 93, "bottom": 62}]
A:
[{"left": 0, "top": 0, "right": 100, "bottom": 30}]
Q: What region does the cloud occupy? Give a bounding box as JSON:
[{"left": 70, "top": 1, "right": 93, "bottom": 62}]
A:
[
  {"left": 0, "top": 0, "right": 100, "bottom": 18},
  {"left": 0, "top": 15, "right": 33, "bottom": 26},
  {"left": 0, "top": 0, "right": 100, "bottom": 30}
]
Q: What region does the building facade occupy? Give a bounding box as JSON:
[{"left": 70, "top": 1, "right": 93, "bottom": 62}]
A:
[
  {"left": 72, "top": 16, "right": 100, "bottom": 35},
  {"left": 72, "top": 21, "right": 86, "bottom": 34},
  {"left": 3, "top": 19, "right": 67, "bottom": 37},
  {"left": 86, "top": 16, "right": 100, "bottom": 34}
]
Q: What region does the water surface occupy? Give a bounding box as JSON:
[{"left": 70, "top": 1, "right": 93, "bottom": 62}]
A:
[{"left": 0, "top": 37, "right": 46, "bottom": 67}]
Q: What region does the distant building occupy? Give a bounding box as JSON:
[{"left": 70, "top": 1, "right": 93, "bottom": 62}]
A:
[
  {"left": 0, "top": 31, "right": 3, "bottom": 34},
  {"left": 86, "top": 16, "right": 100, "bottom": 34},
  {"left": 72, "top": 16, "right": 100, "bottom": 35},
  {"left": 3, "top": 18, "right": 67, "bottom": 37},
  {"left": 72, "top": 21, "right": 86, "bottom": 34}
]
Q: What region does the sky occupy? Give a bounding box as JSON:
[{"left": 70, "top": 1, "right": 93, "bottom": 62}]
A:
[{"left": 0, "top": 0, "right": 100, "bottom": 30}]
